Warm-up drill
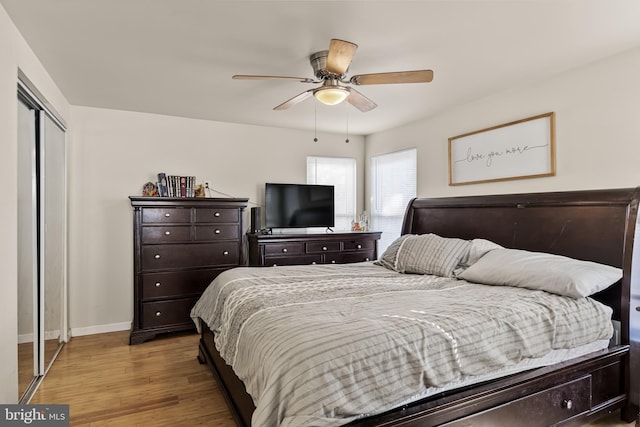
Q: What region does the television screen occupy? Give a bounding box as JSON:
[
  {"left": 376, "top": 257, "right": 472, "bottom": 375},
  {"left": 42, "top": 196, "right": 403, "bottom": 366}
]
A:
[{"left": 265, "top": 183, "right": 335, "bottom": 229}]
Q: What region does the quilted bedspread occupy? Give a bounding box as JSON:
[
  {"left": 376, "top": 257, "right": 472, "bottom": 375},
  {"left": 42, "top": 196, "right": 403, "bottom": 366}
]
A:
[{"left": 191, "top": 262, "right": 613, "bottom": 427}]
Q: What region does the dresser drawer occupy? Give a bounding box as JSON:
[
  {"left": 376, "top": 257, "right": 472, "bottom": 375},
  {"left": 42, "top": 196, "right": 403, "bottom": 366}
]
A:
[
  {"left": 142, "top": 226, "right": 191, "bottom": 244},
  {"left": 441, "top": 375, "right": 591, "bottom": 427},
  {"left": 342, "top": 239, "right": 375, "bottom": 251},
  {"left": 141, "top": 268, "right": 225, "bottom": 300},
  {"left": 264, "top": 242, "right": 305, "bottom": 256},
  {"left": 194, "top": 208, "right": 239, "bottom": 223},
  {"left": 140, "top": 298, "right": 198, "bottom": 329},
  {"left": 306, "top": 241, "right": 340, "bottom": 253},
  {"left": 195, "top": 224, "right": 240, "bottom": 241},
  {"left": 327, "top": 251, "right": 375, "bottom": 264},
  {"left": 141, "top": 243, "right": 240, "bottom": 270},
  {"left": 265, "top": 254, "right": 322, "bottom": 266},
  {"left": 142, "top": 208, "right": 191, "bottom": 224}
]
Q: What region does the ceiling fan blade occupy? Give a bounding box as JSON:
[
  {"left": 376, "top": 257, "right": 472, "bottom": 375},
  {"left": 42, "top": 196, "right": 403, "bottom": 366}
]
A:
[
  {"left": 326, "top": 39, "right": 358, "bottom": 75},
  {"left": 273, "top": 89, "right": 315, "bottom": 110},
  {"left": 350, "top": 70, "right": 434, "bottom": 85},
  {"left": 233, "top": 74, "right": 315, "bottom": 83},
  {"left": 347, "top": 88, "right": 377, "bottom": 112}
]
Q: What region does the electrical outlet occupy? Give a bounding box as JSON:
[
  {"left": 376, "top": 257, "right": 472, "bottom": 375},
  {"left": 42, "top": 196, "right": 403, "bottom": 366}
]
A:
[{"left": 204, "top": 180, "right": 211, "bottom": 189}]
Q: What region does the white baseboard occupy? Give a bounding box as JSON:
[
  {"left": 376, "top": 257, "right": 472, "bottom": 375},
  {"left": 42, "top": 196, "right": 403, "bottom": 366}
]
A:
[
  {"left": 18, "top": 333, "right": 33, "bottom": 345},
  {"left": 70, "top": 322, "right": 131, "bottom": 337},
  {"left": 19, "top": 323, "right": 130, "bottom": 343},
  {"left": 18, "top": 329, "right": 62, "bottom": 344}
]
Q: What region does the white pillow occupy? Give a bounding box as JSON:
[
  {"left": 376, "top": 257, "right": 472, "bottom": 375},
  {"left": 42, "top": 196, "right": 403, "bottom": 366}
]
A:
[
  {"left": 458, "top": 248, "right": 622, "bottom": 298},
  {"left": 456, "top": 238, "right": 503, "bottom": 273}
]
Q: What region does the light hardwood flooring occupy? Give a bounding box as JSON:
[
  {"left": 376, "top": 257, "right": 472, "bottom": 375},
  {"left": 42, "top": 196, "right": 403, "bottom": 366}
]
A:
[
  {"left": 30, "top": 331, "right": 635, "bottom": 426},
  {"left": 18, "top": 341, "right": 34, "bottom": 396},
  {"left": 30, "top": 331, "right": 235, "bottom": 426},
  {"left": 19, "top": 338, "right": 63, "bottom": 398}
]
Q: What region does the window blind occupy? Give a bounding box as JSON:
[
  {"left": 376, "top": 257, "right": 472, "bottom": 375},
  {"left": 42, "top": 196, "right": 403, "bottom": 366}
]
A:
[
  {"left": 370, "top": 148, "right": 417, "bottom": 252},
  {"left": 307, "top": 156, "right": 356, "bottom": 231}
]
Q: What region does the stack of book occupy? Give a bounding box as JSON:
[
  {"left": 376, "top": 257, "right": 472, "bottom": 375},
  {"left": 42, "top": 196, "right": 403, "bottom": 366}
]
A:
[{"left": 157, "top": 173, "right": 197, "bottom": 197}]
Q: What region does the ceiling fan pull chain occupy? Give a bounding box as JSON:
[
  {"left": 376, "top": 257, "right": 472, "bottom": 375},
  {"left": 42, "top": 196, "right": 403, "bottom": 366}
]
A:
[
  {"left": 314, "top": 105, "right": 318, "bottom": 142},
  {"left": 345, "top": 101, "right": 350, "bottom": 143}
]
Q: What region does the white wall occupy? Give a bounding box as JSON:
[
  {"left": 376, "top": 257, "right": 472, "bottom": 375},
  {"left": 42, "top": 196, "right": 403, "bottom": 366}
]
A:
[
  {"left": 0, "top": 4, "right": 69, "bottom": 403},
  {"left": 67, "top": 106, "right": 365, "bottom": 333},
  {"left": 365, "top": 47, "right": 640, "bottom": 199}
]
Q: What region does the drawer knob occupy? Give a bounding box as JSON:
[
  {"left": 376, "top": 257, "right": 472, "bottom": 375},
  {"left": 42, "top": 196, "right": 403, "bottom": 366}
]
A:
[
  {"left": 155, "top": 311, "right": 162, "bottom": 317},
  {"left": 282, "top": 248, "right": 288, "bottom": 253},
  {"left": 214, "top": 212, "right": 221, "bottom": 217},
  {"left": 164, "top": 213, "right": 170, "bottom": 217},
  {"left": 331, "top": 260, "right": 336, "bottom": 264},
  {"left": 223, "top": 251, "right": 229, "bottom": 256},
  {"left": 272, "top": 264, "right": 278, "bottom": 267},
  {"left": 215, "top": 229, "right": 221, "bottom": 234},
  {"left": 636, "top": 306, "right": 640, "bottom": 312},
  {"left": 154, "top": 254, "right": 161, "bottom": 259},
  {"left": 164, "top": 231, "right": 171, "bottom": 235},
  {"left": 311, "top": 261, "right": 317, "bottom": 265},
  {"left": 155, "top": 282, "right": 161, "bottom": 288},
  {"left": 356, "top": 244, "right": 362, "bottom": 249},
  {"left": 322, "top": 246, "right": 327, "bottom": 251},
  {"left": 561, "top": 399, "right": 573, "bottom": 410},
  {"left": 365, "top": 258, "right": 370, "bottom": 261}
]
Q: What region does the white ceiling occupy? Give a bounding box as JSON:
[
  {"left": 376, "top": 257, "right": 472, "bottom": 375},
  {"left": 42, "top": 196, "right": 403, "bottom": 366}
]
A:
[{"left": 3, "top": 0, "right": 640, "bottom": 136}]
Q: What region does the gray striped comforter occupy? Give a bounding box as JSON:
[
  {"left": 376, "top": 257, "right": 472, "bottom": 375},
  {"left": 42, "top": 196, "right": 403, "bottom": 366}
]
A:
[{"left": 191, "top": 262, "right": 613, "bottom": 427}]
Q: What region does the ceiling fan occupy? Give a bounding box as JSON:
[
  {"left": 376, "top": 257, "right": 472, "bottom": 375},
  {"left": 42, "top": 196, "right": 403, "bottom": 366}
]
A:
[{"left": 232, "top": 39, "right": 434, "bottom": 112}]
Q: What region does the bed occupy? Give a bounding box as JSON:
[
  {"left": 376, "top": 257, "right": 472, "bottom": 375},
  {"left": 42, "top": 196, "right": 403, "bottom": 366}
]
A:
[{"left": 193, "top": 187, "right": 640, "bottom": 426}]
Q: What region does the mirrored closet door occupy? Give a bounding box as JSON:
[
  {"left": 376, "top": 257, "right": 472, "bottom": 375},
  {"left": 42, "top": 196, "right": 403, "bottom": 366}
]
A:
[
  {"left": 17, "top": 95, "right": 37, "bottom": 401},
  {"left": 17, "top": 79, "right": 67, "bottom": 403}
]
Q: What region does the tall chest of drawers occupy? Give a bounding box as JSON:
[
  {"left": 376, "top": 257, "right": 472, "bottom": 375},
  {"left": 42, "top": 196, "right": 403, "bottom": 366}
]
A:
[{"left": 129, "top": 197, "right": 248, "bottom": 344}]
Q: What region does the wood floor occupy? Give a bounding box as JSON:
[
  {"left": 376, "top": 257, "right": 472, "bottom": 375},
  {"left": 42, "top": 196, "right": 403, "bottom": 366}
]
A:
[
  {"left": 30, "top": 331, "right": 635, "bottom": 426},
  {"left": 30, "top": 331, "right": 236, "bottom": 426},
  {"left": 19, "top": 338, "right": 63, "bottom": 398}
]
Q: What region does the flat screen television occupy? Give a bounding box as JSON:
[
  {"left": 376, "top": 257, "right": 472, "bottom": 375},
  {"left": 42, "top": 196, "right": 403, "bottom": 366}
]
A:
[{"left": 265, "top": 183, "right": 335, "bottom": 229}]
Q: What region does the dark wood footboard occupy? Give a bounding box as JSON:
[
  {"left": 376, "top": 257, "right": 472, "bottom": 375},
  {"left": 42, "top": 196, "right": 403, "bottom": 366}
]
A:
[
  {"left": 198, "top": 326, "right": 254, "bottom": 427},
  {"left": 353, "top": 346, "right": 633, "bottom": 426}
]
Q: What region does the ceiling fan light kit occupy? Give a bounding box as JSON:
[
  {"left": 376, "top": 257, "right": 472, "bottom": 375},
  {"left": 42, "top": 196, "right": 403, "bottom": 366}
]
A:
[
  {"left": 313, "top": 79, "right": 350, "bottom": 105},
  {"left": 314, "top": 87, "right": 349, "bottom": 105},
  {"left": 233, "top": 38, "right": 433, "bottom": 112}
]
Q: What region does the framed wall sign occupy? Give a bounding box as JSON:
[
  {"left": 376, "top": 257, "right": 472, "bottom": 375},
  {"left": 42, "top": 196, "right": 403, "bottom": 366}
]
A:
[{"left": 448, "top": 112, "right": 555, "bottom": 186}]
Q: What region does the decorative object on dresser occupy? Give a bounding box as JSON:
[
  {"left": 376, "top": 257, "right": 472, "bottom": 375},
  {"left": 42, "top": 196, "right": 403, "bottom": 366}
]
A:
[
  {"left": 141, "top": 181, "right": 158, "bottom": 197},
  {"left": 129, "top": 196, "right": 248, "bottom": 344},
  {"left": 247, "top": 231, "right": 381, "bottom": 267}
]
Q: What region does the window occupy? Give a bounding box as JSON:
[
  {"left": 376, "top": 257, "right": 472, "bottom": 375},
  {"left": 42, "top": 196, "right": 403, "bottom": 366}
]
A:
[
  {"left": 307, "top": 156, "right": 356, "bottom": 231},
  {"left": 370, "top": 148, "right": 417, "bottom": 252}
]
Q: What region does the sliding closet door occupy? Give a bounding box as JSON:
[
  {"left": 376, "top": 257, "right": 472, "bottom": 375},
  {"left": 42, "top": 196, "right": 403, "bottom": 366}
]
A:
[
  {"left": 17, "top": 79, "right": 67, "bottom": 403},
  {"left": 41, "top": 114, "right": 66, "bottom": 370},
  {"left": 17, "top": 97, "right": 38, "bottom": 399}
]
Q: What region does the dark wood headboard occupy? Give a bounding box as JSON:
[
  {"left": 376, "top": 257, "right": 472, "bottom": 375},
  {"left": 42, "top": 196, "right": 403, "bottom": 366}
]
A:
[{"left": 401, "top": 187, "right": 640, "bottom": 345}]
